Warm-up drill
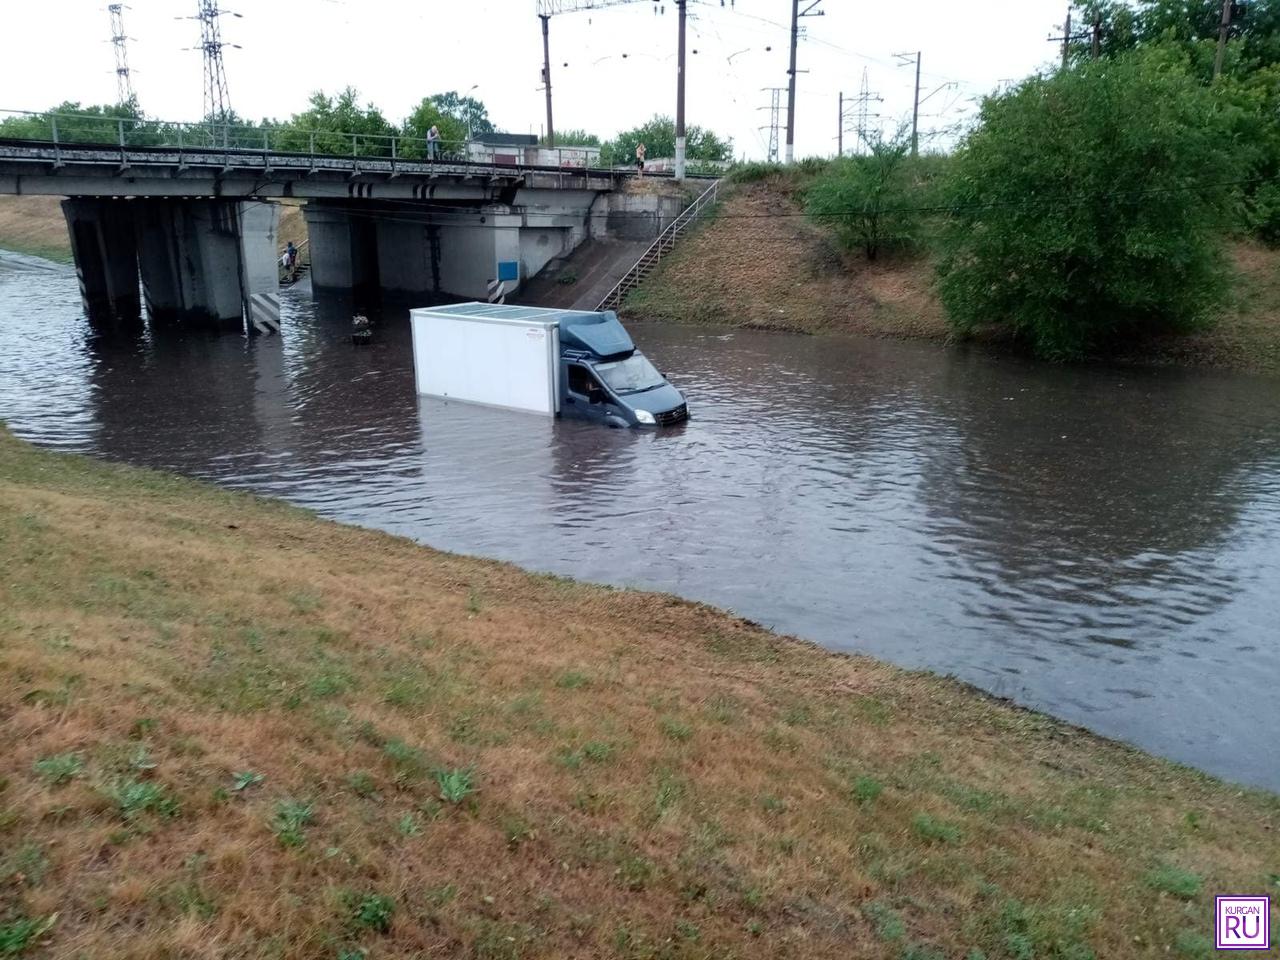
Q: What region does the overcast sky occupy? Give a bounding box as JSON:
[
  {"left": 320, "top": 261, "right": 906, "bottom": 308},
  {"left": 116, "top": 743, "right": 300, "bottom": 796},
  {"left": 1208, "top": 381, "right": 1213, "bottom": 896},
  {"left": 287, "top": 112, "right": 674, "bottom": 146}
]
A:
[{"left": 2, "top": 0, "right": 1074, "bottom": 159}]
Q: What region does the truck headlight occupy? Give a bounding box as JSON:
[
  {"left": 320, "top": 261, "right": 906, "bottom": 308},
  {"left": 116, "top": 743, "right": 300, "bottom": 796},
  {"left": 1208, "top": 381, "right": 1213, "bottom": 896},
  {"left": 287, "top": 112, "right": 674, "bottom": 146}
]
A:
[{"left": 635, "top": 409, "right": 656, "bottom": 425}]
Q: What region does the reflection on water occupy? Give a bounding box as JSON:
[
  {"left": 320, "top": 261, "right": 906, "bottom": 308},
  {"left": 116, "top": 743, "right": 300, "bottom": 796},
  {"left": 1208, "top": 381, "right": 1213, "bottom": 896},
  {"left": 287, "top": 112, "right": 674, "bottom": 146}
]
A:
[{"left": 2, "top": 257, "right": 1278, "bottom": 789}]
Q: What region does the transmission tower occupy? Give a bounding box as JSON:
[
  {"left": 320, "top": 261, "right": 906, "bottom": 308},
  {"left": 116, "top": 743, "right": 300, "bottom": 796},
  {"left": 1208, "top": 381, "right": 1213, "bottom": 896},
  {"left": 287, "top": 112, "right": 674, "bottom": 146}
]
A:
[
  {"left": 194, "top": 0, "right": 237, "bottom": 120},
  {"left": 108, "top": 4, "right": 136, "bottom": 105},
  {"left": 851, "top": 68, "right": 883, "bottom": 155},
  {"left": 759, "top": 87, "right": 785, "bottom": 163}
]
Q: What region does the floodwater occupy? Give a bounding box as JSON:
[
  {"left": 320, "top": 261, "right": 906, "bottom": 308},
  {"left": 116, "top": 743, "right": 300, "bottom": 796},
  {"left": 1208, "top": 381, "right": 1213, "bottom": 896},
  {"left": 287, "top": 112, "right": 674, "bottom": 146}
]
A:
[{"left": 2, "top": 255, "right": 1278, "bottom": 790}]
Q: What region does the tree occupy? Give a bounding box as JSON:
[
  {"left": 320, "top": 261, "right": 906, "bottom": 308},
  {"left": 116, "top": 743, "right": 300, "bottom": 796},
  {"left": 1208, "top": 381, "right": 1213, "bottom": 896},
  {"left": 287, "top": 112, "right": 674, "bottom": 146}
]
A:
[
  {"left": 273, "top": 88, "right": 398, "bottom": 157},
  {"left": 1071, "top": 0, "right": 1280, "bottom": 75},
  {"left": 542, "top": 128, "right": 600, "bottom": 147},
  {"left": 805, "top": 129, "right": 924, "bottom": 260},
  {"left": 0, "top": 100, "right": 147, "bottom": 144},
  {"left": 935, "top": 48, "right": 1245, "bottom": 360},
  {"left": 401, "top": 98, "right": 468, "bottom": 159},
  {"left": 424, "top": 90, "right": 494, "bottom": 136},
  {"left": 600, "top": 115, "right": 732, "bottom": 166}
]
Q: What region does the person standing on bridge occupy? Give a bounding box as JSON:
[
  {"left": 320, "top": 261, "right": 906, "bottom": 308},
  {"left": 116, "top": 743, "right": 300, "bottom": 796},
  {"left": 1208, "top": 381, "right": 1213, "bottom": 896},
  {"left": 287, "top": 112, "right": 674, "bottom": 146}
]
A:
[
  {"left": 427, "top": 124, "right": 441, "bottom": 161},
  {"left": 635, "top": 141, "right": 646, "bottom": 176}
]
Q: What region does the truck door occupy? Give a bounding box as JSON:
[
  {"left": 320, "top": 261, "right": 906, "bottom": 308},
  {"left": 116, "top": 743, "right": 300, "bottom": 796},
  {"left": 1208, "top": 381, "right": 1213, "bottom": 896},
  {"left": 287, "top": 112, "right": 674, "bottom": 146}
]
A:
[{"left": 563, "top": 362, "right": 609, "bottom": 423}]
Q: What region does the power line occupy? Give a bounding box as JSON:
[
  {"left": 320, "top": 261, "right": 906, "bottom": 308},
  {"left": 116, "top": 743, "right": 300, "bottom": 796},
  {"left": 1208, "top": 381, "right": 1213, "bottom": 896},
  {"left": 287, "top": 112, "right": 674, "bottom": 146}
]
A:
[{"left": 107, "top": 4, "right": 136, "bottom": 106}]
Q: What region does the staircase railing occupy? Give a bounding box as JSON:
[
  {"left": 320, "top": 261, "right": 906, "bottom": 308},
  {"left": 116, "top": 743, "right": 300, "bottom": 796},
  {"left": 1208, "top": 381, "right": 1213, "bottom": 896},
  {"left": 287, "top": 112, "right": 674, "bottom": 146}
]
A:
[{"left": 596, "top": 178, "right": 722, "bottom": 312}]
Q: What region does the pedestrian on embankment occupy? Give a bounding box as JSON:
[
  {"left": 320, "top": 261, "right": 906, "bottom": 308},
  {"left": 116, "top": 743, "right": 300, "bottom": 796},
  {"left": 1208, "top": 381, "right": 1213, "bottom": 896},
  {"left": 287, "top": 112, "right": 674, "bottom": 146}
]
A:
[
  {"left": 428, "top": 124, "right": 440, "bottom": 161},
  {"left": 635, "top": 141, "right": 646, "bottom": 176}
]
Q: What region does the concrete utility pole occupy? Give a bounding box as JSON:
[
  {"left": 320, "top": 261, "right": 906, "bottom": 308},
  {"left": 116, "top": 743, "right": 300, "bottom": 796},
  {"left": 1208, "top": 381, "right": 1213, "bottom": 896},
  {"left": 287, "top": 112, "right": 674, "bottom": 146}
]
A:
[
  {"left": 1091, "top": 13, "right": 1102, "bottom": 59},
  {"left": 895, "top": 51, "right": 922, "bottom": 157},
  {"left": 1214, "top": 0, "right": 1233, "bottom": 79},
  {"left": 540, "top": 14, "right": 555, "bottom": 147},
  {"left": 837, "top": 92, "right": 843, "bottom": 157},
  {"left": 1062, "top": 7, "right": 1072, "bottom": 69},
  {"left": 675, "top": 0, "right": 687, "bottom": 179},
  {"left": 785, "top": 0, "right": 824, "bottom": 163}
]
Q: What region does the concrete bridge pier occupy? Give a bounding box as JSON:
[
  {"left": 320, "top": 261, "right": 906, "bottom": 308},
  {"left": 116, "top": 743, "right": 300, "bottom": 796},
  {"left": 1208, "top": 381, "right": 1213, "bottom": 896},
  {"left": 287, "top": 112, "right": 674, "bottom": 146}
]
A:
[
  {"left": 133, "top": 200, "right": 279, "bottom": 330},
  {"left": 61, "top": 197, "right": 141, "bottom": 325},
  {"left": 304, "top": 201, "right": 527, "bottom": 304}
]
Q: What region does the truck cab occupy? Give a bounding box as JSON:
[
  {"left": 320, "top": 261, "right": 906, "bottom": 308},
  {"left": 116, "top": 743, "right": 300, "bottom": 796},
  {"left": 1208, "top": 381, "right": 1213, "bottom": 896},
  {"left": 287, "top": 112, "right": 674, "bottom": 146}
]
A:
[{"left": 558, "top": 312, "right": 688, "bottom": 429}]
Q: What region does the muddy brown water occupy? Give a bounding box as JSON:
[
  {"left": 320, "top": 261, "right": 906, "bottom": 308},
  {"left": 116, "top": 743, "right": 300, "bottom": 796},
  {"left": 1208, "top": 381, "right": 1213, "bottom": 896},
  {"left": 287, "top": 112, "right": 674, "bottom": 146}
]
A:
[{"left": 2, "top": 256, "right": 1278, "bottom": 790}]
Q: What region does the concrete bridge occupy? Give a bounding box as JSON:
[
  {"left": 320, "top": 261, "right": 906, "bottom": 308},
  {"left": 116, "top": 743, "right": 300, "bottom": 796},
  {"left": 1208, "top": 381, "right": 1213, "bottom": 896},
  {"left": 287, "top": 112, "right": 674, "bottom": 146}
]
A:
[{"left": 0, "top": 113, "right": 694, "bottom": 329}]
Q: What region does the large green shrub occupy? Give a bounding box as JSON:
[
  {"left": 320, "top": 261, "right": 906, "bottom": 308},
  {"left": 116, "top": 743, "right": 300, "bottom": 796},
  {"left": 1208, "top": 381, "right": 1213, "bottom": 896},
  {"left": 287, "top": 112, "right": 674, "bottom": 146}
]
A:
[
  {"left": 935, "top": 49, "right": 1245, "bottom": 360},
  {"left": 805, "top": 133, "right": 936, "bottom": 260}
]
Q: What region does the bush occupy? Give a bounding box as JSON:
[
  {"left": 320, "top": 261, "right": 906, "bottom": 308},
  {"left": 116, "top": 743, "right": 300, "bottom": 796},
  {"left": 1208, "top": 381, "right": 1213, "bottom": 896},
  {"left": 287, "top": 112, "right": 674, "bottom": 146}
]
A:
[
  {"left": 805, "top": 132, "right": 931, "bottom": 260},
  {"left": 935, "top": 48, "right": 1245, "bottom": 360}
]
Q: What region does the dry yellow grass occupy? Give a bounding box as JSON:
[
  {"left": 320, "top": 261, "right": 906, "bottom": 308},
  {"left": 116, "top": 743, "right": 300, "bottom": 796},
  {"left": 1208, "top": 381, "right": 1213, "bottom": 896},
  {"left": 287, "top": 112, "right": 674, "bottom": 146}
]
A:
[
  {"left": 0, "top": 196, "right": 73, "bottom": 263},
  {"left": 0, "top": 424, "right": 1277, "bottom": 959}
]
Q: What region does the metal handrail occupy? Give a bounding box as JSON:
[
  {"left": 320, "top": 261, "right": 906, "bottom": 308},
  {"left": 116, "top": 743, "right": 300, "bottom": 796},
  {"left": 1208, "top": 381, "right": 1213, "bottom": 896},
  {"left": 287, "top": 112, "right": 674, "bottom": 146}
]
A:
[
  {"left": 597, "top": 178, "right": 721, "bottom": 311},
  {"left": 0, "top": 107, "right": 604, "bottom": 168}
]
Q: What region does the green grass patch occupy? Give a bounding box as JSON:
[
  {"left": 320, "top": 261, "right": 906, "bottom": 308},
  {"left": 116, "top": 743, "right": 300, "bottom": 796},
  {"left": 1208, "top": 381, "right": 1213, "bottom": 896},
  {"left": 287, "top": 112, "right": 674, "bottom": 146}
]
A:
[
  {"left": 912, "top": 813, "right": 962, "bottom": 844},
  {"left": 1145, "top": 864, "right": 1201, "bottom": 900}
]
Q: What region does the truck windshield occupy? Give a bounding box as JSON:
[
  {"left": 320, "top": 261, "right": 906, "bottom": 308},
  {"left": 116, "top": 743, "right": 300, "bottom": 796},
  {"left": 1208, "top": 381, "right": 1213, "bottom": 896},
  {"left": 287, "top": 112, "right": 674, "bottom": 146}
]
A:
[{"left": 593, "top": 355, "right": 666, "bottom": 395}]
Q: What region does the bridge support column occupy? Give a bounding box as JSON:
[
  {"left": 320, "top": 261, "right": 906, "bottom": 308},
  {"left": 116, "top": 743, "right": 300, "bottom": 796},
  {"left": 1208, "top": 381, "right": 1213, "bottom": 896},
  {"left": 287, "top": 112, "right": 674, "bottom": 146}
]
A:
[
  {"left": 303, "top": 203, "right": 379, "bottom": 302},
  {"left": 61, "top": 197, "right": 141, "bottom": 325},
  {"left": 134, "top": 199, "right": 278, "bottom": 330},
  {"left": 436, "top": 206, "right": 522, "bottom": 300}
]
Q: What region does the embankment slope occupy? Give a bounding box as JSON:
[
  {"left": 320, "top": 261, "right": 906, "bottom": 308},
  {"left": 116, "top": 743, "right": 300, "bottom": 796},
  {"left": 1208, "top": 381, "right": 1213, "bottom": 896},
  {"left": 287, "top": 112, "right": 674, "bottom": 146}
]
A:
[
  {"left": 624, "top": 179, "right": 1280, "bottom": 375},
  {"left": 1, "top": 425, "right": 1276, "bottom": 958}
]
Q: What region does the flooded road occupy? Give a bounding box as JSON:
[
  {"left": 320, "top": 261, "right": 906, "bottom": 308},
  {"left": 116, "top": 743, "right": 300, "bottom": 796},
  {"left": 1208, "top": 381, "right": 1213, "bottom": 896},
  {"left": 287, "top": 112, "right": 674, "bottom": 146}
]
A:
[{"left": 2, "top": 258, "right": 1278, "bottom": 789}]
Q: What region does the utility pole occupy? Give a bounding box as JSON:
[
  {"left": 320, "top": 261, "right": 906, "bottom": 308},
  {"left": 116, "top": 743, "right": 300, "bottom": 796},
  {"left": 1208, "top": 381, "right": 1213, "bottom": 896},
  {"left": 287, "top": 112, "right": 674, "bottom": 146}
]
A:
[
  {"left": 1062, "top": 7, "right": 1072, "bottom": 69},
  {"left": 895, "top": 51, "right": 922, "bottom": 157},
  {"left": 1214, "top": 0, "right": 1232, "bottom": 79},
  {"left": 837, "top": 92, "right": 843, "bottom": 157},
  {"left": 785, "top": 0, "right": 824, "bottom": 164},
  {"left": 540, "top": 14, "right": 555, "bottom": 147},
  {"left": 675, "top": 0, "right": 687, "bottom": 179},
  {"left": 108, "top": 4, "right": 136, "bottom": 105},
  {"left": 1048, "top": 7, "right": 1089, "bottom": 70},
  {"left": 1091, "top": 12, "right": 1102, "bottom": 59}
]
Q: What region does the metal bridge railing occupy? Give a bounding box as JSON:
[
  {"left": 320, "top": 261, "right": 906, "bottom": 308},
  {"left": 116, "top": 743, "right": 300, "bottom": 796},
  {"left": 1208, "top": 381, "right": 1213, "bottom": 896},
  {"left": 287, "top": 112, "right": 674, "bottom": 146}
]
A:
[
  {"left": 597, "top": 177, "right": 722, "bottom": 312},
  {"left": 0, "top": 107, "right": 607, "bottom": 171}
]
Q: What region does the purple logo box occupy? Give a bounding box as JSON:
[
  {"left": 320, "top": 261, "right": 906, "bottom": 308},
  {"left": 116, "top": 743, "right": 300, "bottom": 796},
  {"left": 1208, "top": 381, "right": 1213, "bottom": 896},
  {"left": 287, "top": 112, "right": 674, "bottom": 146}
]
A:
[{"left": 1216, "top": 896, "right": 1270, "bottom": 950}]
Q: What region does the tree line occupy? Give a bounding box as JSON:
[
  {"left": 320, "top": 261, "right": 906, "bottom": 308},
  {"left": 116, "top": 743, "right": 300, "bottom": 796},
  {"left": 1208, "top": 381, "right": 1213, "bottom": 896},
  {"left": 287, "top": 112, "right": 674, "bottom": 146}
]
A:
[{"left": 0, "top": 91, "right": 733, "bottom": 169}]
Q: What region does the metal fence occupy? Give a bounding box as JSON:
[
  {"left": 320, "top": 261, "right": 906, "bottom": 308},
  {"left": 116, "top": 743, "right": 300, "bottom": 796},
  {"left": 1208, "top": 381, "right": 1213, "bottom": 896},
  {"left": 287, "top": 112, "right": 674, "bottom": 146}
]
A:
[{"left": 0, "top": 108, "right": 610, "bottom": 169}]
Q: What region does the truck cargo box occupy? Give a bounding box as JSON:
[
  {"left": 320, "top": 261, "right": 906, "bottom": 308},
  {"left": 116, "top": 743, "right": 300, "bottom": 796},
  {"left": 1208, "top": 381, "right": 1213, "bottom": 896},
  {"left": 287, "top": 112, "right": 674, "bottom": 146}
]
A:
[{"left": 410, "top": 303, "right": 562, "bottom": 415}]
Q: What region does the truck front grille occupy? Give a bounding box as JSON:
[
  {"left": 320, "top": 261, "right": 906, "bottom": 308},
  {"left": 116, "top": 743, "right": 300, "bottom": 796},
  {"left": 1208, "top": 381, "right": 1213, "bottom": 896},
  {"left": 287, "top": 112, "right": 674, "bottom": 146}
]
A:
[{"left": 655, "top": 403, "right": 689, "bottom": 426}]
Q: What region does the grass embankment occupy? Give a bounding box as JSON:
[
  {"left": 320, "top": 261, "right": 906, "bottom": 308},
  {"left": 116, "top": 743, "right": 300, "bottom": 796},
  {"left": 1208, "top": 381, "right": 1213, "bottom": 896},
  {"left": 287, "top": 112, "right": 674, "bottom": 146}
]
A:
[
  {"left": 623, "top": 178, "right": 1280, "bottom": 375},
  {"left": 0, "top": 197, "right": 308, "bottom": 265},
  {"left": 2, "top": 427, "right": 1278, "bottom": 958}
]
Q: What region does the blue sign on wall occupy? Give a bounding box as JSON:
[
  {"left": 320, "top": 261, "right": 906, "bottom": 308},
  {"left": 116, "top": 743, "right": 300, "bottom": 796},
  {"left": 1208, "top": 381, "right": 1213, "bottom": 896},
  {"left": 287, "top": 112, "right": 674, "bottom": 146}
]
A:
[{"left": 497, "top": 260, "right": 519, "bottom": 282}]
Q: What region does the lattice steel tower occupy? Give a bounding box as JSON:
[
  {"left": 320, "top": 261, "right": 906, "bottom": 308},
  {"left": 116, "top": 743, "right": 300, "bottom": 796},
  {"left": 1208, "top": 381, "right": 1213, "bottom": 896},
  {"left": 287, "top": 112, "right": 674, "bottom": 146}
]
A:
[
  {"left": 108, "top": 4, "right": 136, "bottom": 105},
  {"left": 196, "top": 0, "right": 234, "bottom": 120}
]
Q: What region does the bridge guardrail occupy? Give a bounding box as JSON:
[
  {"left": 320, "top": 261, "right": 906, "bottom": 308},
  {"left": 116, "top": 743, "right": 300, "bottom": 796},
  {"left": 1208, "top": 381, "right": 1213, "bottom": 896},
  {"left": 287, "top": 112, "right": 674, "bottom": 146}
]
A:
[{"left": 0, "top": 108, "right": 608, "bottom": 172}]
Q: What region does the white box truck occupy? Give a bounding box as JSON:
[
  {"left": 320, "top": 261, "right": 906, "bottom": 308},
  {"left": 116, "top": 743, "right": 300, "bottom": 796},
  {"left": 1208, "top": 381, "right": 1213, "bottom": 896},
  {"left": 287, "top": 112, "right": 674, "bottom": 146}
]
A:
[{"left": 410, "top": 303, "right": 689, "bottom": 428}]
